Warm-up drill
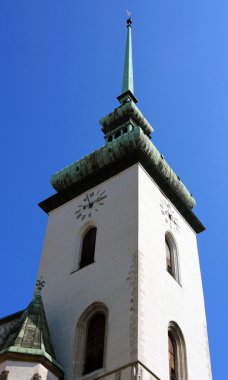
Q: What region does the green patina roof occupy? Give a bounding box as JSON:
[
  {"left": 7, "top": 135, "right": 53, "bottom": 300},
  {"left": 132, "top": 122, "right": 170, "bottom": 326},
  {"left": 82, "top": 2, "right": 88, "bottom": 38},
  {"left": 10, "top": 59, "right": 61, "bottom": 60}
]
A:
[
  {"left": 51, "top": 127, "right": 195, "bottom": 210},
  {"left": 100, "top": 99, "right": 153, "bottom": 138},
  {"left": 0, "top": 294, "right": 63, "bottom": 372}
]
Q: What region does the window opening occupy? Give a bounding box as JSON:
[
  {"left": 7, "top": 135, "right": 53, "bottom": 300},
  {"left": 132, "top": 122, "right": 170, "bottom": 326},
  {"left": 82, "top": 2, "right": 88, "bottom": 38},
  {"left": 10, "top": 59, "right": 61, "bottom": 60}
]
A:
[
  {"left": 80, "top": 227, "right": 97, "bottom": 268},
  {"left": 168, "top": 322, "right": 188, "bottom": 380},
  {"left": 115, "top": 130, "right": 121, "bottom": 139},
  {"left": 83, "top": 313, "right": 105, "bottom": 375},
  {"left": 165, "top": 234, "right": 180, "bottom": 284}
]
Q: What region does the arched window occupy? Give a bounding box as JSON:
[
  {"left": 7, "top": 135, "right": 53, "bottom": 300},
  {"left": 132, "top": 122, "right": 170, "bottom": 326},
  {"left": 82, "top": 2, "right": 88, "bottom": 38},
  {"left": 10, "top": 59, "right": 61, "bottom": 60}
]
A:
[
  {"left": 74, "top": 303, "right": 108, "bottom": 378},
  {"left": 168, "top": 322, "right": 188, "bottom": 380},
  {"left": 83, "top": 313, "right": 106, "bottom": 375},
  {"left": 80, "top": 227, "right": 97, "bottom": 269},
  {"left": 165, "top": 233, "right": 180, "bottom": 283}
]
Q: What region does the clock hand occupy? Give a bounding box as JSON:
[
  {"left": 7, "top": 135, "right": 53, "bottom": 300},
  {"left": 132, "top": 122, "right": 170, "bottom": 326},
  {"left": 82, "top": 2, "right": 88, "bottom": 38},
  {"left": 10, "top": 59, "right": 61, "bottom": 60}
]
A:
[
  {"left": 169, "top": 212, "right": 175, "bottom": 221},
  {"left": 86, "top": 194, "right": 93, "bottom": 208},
  {"left": 83, "top": 195, "right": 91, "bottom": 209},
  {"left": 93, "top": 195, "right": 107, "bottom": 204}
]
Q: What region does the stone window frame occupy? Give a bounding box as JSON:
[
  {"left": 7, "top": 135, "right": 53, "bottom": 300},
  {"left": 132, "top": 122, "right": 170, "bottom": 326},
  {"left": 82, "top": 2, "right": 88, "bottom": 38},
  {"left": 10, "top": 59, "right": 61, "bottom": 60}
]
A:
[
  {"left": 168, "top": 321, "right": 188, "bottom": 380},
  {"left": 165, "top": 232, "right": 181, "bottom": 285},
  {"left": 73, "top": 302, "right": 108, "bottom": 379}
]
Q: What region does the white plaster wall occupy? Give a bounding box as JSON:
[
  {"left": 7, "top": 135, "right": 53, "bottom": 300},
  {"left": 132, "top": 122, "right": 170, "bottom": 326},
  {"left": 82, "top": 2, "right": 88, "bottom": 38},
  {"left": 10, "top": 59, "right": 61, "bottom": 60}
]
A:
[
  {"left": 0, "top": 360, "right": 58, "bottom": 380},
  {"left": 38, "top": 165, "right": 139, "bottom": 380},
  {"left": 37, "top": 163, "right": 212, "bottom": 380},
  {"left": 138, "top": 164, "right": 212, "bottom": 380}
]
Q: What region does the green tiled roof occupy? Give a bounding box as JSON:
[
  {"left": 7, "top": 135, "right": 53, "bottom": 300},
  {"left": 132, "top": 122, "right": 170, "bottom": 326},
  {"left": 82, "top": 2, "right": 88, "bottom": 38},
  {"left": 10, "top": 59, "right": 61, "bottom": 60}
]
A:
[{"left": 0, "top": 294, "right": 63, "bottom": 372}]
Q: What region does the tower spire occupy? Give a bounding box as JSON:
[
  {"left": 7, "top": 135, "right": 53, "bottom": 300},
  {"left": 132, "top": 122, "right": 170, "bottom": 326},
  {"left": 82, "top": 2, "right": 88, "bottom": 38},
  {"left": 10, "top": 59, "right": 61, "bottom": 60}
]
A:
[
  {"left": 118, "top": 14, "right": 138, "bottom": 104},
  {"left": 122, "top": 15, "right": 134, "bottom": 94}
]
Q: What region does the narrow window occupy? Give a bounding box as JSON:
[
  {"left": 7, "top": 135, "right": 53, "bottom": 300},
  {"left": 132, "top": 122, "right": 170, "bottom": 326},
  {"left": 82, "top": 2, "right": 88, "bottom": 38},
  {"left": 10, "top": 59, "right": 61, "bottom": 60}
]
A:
[
  {"left": 168, "top": 322, "right": 188, "bottom": 380},
  {"left": 80, "top": 227, "right": 97, "bottom": 269},
  {"left": 165, "top": 234, "right": 180, "bottom": 283},
  {"left": 83, "top": 313, "right": 105, "bottom": 375},
  {"left": 169, "top": 334, "right": 177, "bottom": 380}
]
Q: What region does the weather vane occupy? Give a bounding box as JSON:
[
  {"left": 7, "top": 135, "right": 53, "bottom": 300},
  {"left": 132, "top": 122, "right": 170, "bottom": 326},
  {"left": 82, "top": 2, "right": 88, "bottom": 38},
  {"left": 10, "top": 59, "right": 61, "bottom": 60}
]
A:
[{"left": 36, "top": 276, "right": 45, "bottom": 295}]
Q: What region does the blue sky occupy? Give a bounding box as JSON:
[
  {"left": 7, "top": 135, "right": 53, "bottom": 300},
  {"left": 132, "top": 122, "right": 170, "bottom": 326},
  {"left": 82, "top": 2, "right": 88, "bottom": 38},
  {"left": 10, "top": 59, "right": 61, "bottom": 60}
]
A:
[{"left": 0, "top": 1, "right": 227, "bottom": 378}]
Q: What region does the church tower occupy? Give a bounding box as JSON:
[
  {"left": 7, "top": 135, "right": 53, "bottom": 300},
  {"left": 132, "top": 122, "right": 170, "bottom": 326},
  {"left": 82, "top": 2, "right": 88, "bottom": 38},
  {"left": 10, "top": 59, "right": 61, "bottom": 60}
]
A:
[{"left": 35, "top": 17, "right": 212, "bottom": 380}]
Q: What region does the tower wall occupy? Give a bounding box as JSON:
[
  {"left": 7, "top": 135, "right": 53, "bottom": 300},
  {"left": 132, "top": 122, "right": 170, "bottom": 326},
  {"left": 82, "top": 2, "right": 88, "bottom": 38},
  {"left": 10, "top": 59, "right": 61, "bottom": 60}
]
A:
[
  {"left": 138, "top": 165, "right": 212, "bottom": 380},
  {"left": 38, "top": 164, "right": 212, "bottom": 380},
  {"left": 38, "top": 165, "right": 139, "bottom": 380}
]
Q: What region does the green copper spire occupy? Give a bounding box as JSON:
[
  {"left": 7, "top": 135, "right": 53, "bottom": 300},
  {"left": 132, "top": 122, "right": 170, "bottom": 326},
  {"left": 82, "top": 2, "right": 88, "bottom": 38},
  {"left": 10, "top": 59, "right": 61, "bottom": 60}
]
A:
[
  {"left": 118, "top": 15, "right": 138, "bottom": 104},
  {"left": 122, "top": 16, "right": 134, "bottom": 93}
]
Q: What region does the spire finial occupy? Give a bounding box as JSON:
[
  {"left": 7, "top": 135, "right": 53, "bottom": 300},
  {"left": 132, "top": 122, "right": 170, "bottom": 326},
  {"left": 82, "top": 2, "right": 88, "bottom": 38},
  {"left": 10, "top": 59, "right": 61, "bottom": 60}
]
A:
[
  {"left": 36, "top": 276, "right": 45, "bottom": 296},
  {"left": 127, "top": 10, "right": 132, "bottom": 27},
  {"left": 117, "top": 12, "right": 138, "bottom": 104}
]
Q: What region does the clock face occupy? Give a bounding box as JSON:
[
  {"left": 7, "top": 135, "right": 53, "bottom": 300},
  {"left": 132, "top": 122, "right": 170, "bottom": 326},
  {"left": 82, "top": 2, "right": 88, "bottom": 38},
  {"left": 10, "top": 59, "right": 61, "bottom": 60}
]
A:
[
  {"left": 160, "top": 199, "right": 180, "bottom": 233},
  {"left": 75, "top": 189, "right": 107, "bottom": 221}
]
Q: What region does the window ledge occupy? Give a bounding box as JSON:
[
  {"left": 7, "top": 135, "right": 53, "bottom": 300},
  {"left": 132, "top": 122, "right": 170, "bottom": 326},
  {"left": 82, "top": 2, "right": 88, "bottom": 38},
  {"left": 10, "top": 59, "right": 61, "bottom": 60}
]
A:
[
  {"left": 70, "top": 261, "right": 95, "bottom": 275},
  {"left": 166, "top": 269, "right": 182, "bottom": 287}
]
